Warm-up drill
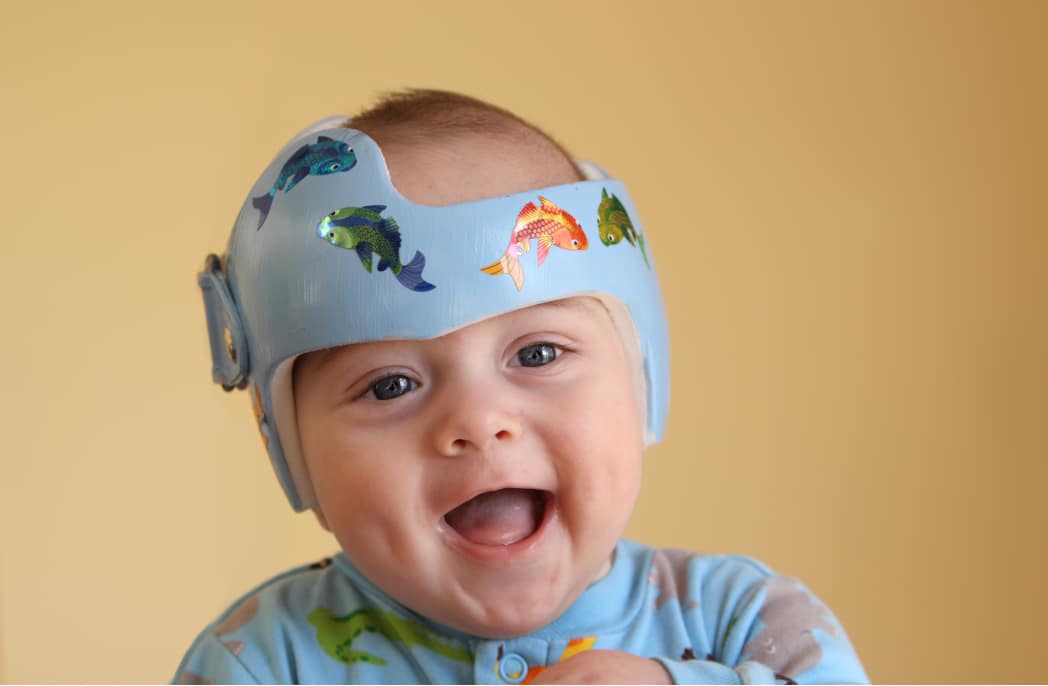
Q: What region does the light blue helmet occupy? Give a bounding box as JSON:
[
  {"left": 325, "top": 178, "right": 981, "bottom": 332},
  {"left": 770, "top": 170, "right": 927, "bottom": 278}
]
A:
[{"left": 199, "top": 117, "right": 670, "bottom": 511}]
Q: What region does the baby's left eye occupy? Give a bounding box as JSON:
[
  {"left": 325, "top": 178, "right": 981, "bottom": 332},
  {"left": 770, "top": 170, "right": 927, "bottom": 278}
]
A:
[
  {"left": 368, "top": 374, "right": 415, "bottom": 400},
  {"left": 517, "top": 343, "right": 557, "bottom": 368}
]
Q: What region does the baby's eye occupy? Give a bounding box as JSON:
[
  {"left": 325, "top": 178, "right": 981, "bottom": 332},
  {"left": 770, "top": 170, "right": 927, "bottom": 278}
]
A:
[
  {"left": 516, "top": 343, "right": 557, "bottom": 368},
  {"left": 368, "top": 374, "right": 416, "bottom": 400}
]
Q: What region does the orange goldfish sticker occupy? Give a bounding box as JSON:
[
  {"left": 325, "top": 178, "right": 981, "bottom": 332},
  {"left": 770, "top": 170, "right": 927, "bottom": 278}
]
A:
[{"left": 481, "top": 197, "right": 588, "bottom": 291}]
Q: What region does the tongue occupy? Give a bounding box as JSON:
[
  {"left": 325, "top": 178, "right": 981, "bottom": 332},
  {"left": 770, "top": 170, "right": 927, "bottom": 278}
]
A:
[{"left": 444, "top": 488, "right": 541, "bottom": 546}]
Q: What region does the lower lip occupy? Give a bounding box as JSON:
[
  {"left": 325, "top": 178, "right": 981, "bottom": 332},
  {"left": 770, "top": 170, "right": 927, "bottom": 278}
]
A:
[{"left": 438, "top": 492, "right": 556, "bottom": 562}]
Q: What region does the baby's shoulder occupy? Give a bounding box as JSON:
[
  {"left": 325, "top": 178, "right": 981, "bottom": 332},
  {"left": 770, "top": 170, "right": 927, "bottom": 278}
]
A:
[
  {"left": 174, "top": 555, "right": 373, "bottom": 684},
  {"left": 208, "top": 555, "right": 352, "bottom": 634}
]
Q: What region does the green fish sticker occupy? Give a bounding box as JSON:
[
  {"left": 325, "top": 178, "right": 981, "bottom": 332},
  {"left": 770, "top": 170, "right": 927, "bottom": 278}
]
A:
[
  {"left": 597, "top": 188, "right": 649, "bottom": 267},
  {"left": 316, "top": 205, "right": 436, "bottom": 292}
]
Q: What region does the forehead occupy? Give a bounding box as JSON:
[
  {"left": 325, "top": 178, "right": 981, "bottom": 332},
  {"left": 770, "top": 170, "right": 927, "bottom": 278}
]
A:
[{"left": 302, "top": 297, "right": 611, "bottom": 373}]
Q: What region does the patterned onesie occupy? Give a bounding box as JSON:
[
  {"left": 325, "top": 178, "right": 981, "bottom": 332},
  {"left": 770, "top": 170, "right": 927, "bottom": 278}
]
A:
[{"left": 173, "top": 539, "right": 867, "bottom": 684}]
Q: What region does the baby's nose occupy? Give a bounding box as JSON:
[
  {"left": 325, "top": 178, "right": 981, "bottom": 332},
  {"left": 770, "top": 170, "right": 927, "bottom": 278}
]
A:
[{"left": 432, "top": 388, "right": 523, "bottom": 457}]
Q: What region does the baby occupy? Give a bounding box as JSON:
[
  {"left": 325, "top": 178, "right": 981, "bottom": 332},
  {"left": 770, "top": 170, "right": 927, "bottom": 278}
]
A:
[{"left": 179, "top": 90, "right": 868, "bottom": 684}]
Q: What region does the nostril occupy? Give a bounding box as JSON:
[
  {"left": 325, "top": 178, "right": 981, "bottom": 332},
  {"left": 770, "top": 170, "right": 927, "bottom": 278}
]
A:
[{"left": 446, "top": 429, "right": 514, "bottom": 454}]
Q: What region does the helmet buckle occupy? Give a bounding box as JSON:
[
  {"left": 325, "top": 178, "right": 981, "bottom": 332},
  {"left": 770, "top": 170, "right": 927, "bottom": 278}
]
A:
[{"left": 198, "top": 254, "right": 249, "bottom": 391}]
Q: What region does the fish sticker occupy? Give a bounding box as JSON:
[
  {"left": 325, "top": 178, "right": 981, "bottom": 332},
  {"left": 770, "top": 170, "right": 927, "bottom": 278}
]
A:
[
  {"left": 317, "top": 205, "right": 436, "bottom": 292},
  {"left": 597, "top": 188, "right": 648, "bottom": 267},
  {"left": 481, "top": 196, "right": 588, "bottom": 291},
  {"left": 253, "top": 136, "right": 357, "bottom": 229}
]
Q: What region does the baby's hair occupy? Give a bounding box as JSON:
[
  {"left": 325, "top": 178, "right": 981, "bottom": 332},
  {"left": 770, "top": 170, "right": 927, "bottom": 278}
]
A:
[{"left": 346, "top": 88, "right": 582, "bottom": 180}]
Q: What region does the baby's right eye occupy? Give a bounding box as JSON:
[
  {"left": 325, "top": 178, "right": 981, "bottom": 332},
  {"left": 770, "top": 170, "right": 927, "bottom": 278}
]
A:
[{"left": 368, "top": 374, "right": 416, "bottom": 400}]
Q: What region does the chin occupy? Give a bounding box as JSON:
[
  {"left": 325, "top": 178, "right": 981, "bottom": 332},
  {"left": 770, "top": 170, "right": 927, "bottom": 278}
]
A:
[
  {"left": 454, "top": 605, "right": 562, "bottom": 640},
  {"left": 421, "top": 579, "right": 573, "bottom": 639}
]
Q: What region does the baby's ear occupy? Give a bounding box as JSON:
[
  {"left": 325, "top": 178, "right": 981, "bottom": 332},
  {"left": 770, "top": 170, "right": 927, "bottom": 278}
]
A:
[{"left": 311, "top": 507, "right": 331, "bottom": 532}]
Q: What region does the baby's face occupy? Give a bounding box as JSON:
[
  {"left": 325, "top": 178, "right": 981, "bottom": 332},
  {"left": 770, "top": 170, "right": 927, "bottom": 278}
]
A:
[{"left": 294, "top": 296, "right": 644, "bottom": 636}]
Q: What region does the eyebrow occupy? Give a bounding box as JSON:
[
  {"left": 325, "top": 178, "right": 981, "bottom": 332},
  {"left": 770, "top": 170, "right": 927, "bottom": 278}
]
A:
[
  {"left": 306, "top": 347, "right": 342, "bottom": 374},
  {"left": 540, "top": 296, "right": 605, "bottom": 315},
  {"left": 300, "top": 341, "right": 381, "bottom": 379},
  {"left": 553, "top": 296, "right": 616, "bottom": 324}
]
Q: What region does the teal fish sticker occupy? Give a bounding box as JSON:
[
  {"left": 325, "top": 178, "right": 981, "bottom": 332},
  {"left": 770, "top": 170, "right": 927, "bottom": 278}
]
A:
[
  {"left": 597, "top": 188, "right": 648, "bottom": 267},
  {"left": 317, "top": 205, "right": 436, "bottom": 292},
  {"left": 253, "top": 136, "right": 357, "bottom": 229}
]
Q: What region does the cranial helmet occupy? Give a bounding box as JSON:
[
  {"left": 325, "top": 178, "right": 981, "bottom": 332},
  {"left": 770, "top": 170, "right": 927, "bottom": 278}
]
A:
[{"left": 199, "top": 117, "right": 670, "bottom": 511}]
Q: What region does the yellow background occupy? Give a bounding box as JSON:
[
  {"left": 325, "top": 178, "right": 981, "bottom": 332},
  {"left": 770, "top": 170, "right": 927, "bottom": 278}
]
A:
[{"left": 2, "top": 1, "right": 1045, "bottom": 682}]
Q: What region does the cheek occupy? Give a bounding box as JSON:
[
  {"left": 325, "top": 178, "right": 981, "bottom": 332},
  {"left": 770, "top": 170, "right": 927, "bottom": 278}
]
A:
[
  {"left": 300, "top": 420, "right": 404, "bottom": 524},
  {"left": 555, "top": 400, "right": 643, "bottom": 503},
  {"left": 583, "top": 371, "right": 644, "bottom": 451},
  {"left": 312, "top": 445, "right": 424, "bottom": 560},
  {"left": 575, "top": 370, "right": 645, "bottom": 497}
]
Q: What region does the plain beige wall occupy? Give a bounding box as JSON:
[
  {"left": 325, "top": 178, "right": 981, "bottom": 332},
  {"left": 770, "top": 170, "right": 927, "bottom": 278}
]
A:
[{"left": 2, "top": 1, "right": 1045, "bottom": 682}]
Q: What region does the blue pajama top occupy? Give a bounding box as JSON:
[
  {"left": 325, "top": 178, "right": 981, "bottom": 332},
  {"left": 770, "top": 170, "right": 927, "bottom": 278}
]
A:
[{"left": 173, "top": 539, "right": 867, "bottom": 684}]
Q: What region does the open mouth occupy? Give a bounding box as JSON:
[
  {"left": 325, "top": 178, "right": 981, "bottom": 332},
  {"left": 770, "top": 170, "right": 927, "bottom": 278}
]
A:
[{"left": 443, "top": 488, "right": 550, "bottom": 547}]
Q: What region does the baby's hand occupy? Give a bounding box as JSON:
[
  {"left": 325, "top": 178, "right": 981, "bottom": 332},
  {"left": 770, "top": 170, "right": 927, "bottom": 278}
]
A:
[{"left": 529, "top": 649, "right": 673, "bottom": 684}]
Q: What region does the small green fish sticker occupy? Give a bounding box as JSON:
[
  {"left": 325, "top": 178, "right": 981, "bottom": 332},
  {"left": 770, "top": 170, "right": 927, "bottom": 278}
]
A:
[{"left": 597, "top": 188, "right": 649, "bottom": 267}]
